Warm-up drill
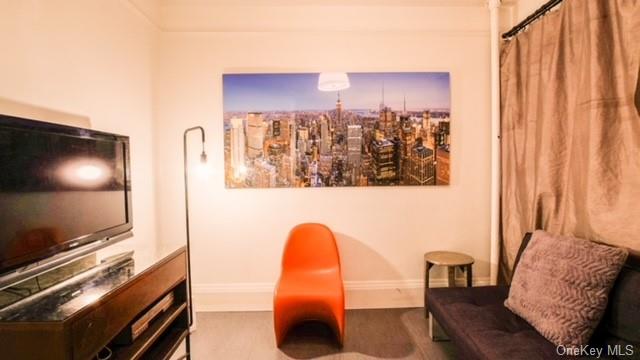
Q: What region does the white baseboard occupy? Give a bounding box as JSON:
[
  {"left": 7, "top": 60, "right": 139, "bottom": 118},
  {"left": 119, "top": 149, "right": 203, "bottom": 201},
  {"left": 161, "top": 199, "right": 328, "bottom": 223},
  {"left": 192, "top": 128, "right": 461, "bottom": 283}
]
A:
[{"left": 193, "top": 277, "right": 490, "bottom": 312}]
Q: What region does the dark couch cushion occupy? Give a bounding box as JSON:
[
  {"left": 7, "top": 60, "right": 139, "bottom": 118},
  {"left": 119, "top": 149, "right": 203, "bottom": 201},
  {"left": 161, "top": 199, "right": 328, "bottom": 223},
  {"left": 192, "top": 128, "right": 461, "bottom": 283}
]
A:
[
  {"left": 591, "top": 253, "right": 640, "bottom": 359},
  {"left": 428, "top": 286, "right": 560, "bottom": 360},
  {"left": 605, "top": 254, "right": 640, "bottom": 344}
]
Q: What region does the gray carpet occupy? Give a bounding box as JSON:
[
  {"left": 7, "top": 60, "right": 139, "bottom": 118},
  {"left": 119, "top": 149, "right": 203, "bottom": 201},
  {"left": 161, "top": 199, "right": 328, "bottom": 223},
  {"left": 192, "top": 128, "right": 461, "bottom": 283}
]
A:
[{"left": 191, "top": 308, "right": 456, "bottom": 359}]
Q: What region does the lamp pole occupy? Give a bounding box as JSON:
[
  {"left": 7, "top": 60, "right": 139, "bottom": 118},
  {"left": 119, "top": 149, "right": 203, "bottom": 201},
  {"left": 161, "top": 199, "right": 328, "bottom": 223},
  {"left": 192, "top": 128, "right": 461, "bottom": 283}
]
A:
[{"left": 183, "top": 126, "right": 207, "bottom": 332}]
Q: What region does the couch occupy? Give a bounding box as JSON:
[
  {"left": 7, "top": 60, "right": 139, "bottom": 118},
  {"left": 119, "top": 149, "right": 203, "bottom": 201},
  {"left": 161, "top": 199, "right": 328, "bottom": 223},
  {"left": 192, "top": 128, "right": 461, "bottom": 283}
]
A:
[{"left": 427, "top": 233, "right": 640, "bottom": 360}]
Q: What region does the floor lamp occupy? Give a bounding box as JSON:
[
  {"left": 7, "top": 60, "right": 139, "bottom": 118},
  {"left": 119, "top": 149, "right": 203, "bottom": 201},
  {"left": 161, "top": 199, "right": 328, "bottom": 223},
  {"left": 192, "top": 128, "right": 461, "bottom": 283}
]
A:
[{"left": 183, "top": 126, "right": 207, "bottom": 331}]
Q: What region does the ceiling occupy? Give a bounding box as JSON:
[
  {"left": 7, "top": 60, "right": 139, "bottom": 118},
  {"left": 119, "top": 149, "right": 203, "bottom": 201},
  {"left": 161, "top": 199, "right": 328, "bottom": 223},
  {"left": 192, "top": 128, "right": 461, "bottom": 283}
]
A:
[{"left": 128, "top": 0, "right": 517, "bottom": 32}]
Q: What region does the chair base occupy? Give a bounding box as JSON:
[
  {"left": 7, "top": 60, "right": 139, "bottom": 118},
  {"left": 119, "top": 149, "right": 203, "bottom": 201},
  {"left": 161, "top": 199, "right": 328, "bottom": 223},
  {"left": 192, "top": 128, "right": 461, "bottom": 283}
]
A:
[
  {"left": 275, "top": 320, "right": 344, "bottom": 348},
  {"left": 274, "top": 308, "right": 344, "bottom": 348}
]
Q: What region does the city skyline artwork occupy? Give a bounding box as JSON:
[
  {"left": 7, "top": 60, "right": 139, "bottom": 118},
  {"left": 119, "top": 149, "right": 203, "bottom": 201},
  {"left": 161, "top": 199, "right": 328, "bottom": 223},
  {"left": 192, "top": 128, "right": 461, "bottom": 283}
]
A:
[{"left": 223, "top": 72, "right": 451, "bottom": 188}]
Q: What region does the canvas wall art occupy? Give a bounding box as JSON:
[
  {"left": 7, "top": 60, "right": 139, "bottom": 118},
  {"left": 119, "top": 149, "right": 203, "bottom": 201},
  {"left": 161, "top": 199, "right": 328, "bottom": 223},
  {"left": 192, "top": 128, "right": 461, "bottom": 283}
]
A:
[{"left": 223, "top": 72, "right": 451, "bottom": 188}]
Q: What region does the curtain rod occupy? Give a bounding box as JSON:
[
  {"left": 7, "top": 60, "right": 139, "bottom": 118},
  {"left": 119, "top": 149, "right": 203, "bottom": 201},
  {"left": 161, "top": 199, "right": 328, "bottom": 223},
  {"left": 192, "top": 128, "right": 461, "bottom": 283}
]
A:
[{"left": 502, "top": 0, "right": 564, "bottom": 39}]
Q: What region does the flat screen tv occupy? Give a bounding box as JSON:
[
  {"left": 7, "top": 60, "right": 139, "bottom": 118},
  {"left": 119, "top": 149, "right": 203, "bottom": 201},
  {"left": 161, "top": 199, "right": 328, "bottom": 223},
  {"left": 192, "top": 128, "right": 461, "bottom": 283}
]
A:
[{"left": 0, "top": 115, "right": 132, "bottom": 277}]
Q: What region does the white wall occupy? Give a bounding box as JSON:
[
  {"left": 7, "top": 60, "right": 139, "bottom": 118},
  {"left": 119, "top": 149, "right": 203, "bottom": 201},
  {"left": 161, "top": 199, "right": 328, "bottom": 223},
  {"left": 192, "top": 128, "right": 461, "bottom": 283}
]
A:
[
  {"left": 0, "top": 1, "right": 159, "bottom": 259},
  {"left": 0, "top": 0, "right": 497, "bottom": 311},
  {"left": 153, "top": 3, "right": 493, "bottom": 310},
  {"left": 512, "top": 0, "right": 549, "bottom": 23}
]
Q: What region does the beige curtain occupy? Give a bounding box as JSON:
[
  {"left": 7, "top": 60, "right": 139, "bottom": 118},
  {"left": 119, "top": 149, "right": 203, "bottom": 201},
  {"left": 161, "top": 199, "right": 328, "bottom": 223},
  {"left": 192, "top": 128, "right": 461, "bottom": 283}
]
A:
[{"left": 500, "top": 0, "right": 640, "bottom": 282}]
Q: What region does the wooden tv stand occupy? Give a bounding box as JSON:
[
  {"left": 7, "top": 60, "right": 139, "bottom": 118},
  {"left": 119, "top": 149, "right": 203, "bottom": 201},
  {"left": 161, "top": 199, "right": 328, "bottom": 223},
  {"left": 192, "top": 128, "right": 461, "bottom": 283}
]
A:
[{"left": 0, "top": 246, "right": 191, "bottom": 360}]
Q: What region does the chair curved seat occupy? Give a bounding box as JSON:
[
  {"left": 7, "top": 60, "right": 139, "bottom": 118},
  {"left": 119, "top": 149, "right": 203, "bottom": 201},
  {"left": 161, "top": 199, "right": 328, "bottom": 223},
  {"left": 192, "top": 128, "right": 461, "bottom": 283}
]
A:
[{"left": 273, "top": 223, "right": 345, "bottom": 347}]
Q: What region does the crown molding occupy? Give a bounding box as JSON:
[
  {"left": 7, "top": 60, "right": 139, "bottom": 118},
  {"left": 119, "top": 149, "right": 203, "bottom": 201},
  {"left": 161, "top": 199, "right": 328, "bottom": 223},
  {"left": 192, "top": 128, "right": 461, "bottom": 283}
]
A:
[
  {"left": 128, "top": 0, "right": 493, "bottom": 31},
  {"left": 158, "top": 0, "right": 488, "bottom": 7}
]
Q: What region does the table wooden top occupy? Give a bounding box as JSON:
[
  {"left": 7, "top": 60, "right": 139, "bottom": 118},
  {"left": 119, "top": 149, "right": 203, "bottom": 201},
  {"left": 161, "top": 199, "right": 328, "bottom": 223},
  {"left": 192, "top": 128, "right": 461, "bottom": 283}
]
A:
[{"left": 424, "top": 251, "right": 474, "bottom": 266}]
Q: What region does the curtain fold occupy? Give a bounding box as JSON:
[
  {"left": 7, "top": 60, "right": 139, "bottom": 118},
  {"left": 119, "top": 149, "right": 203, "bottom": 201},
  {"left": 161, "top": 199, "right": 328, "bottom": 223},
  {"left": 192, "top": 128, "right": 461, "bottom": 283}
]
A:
[{"left": 499, "top": 0, "right": 640, "bottom": 282}]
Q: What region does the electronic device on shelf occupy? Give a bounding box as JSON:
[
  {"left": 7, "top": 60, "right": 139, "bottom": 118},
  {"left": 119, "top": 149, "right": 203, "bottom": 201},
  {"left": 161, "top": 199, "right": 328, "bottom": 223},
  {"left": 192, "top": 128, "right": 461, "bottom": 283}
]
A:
[
  {"left": 0, "top": 114, "right": 133, "bottom": 288},
  {"left": 113, "top": 291, "right": 176, "bottom": 345}
]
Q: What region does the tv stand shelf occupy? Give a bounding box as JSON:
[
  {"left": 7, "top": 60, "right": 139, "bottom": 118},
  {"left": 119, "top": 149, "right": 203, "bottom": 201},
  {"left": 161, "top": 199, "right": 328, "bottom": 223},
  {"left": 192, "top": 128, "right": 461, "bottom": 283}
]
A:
[
  {"left": 112, "top": 302, "right": 187, "bottom": 360},
  {"left": 140, "top": 327, "right": 189, "bottom": 360},
  {"left": 0, "top": 246, "right": 191, "bottom": 360}
]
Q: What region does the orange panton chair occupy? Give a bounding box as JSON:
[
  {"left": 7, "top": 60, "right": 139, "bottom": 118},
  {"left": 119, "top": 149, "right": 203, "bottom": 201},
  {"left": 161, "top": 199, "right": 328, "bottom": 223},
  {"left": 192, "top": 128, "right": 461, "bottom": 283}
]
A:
[{"left": 273, "top": 223, "right": 345, "bottom": 347}]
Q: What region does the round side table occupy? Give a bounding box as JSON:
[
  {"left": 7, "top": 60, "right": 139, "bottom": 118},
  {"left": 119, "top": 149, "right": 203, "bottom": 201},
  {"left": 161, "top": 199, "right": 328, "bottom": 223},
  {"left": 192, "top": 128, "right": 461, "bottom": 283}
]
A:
[{"left": 424, "top": 251, "right": 474, "bottom": 317}]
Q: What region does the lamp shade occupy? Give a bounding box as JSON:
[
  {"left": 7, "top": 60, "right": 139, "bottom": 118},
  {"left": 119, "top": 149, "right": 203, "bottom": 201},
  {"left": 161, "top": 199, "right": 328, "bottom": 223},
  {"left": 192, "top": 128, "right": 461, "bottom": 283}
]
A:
[{"left": 317, "top": 72, "right": 350, "bottom": 92}]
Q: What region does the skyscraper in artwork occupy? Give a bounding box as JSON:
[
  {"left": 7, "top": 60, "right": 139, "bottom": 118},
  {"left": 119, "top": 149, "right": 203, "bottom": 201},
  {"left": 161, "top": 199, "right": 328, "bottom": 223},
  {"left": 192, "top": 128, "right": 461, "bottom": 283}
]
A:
[
  {"left": 247, "top": 112, "right": 265, "bottom": 159},
  {"left": 372, "top": 138, "right": 397, "bottom": 184},
  {"left": 230, "top": 117, "right": 246, "bottom": 179},
  {"left": 347, "top": 125, "right": 362, "bottom": 167},
  {"left": 407, "top": 138, "right": 435, "bottom": 185},
  {"left": 320, "top": 115, "right": 331, "bottom": 155},
  {"left": 289, "top": 122, "right": 297, "bottom": 182},
  {"left": 336, "top": 94, "right": 342, "bottom": 125},
  {"left": 380, "top": 107, "right": 395, "bottom": 139},
  {"left": 297, "top": 127, "right": 309, "bottom": 154}
]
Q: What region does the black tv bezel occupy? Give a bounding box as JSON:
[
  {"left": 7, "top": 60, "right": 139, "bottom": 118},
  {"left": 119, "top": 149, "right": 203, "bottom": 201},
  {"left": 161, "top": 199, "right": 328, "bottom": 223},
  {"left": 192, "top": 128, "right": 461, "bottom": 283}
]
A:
[{"left": 0, "top": 114, "right": 133, "bottom": 277}]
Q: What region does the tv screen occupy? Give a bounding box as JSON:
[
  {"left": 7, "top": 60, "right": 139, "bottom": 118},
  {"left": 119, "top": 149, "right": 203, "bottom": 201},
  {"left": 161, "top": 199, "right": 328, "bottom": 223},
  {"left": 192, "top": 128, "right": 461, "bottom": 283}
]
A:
[{"left": 0, "top": 115, "right": 132, "bottom": 275}]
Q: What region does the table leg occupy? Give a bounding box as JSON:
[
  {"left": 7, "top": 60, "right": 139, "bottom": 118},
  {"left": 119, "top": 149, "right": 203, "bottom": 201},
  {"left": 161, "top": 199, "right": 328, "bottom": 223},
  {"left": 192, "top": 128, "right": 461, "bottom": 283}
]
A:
[
  {"left": 447, "top": 267, "right": 455, "bottom": 287},
  {"left": 186, "top": 331, "right": 191, "bottom": 359},
  {"left": 429, "top": 313, "right": 450, "bottom": 342},
  {"left": 424, "top": 262, "right": 433, "bottom": 317},
  {"left": 466, "top": 265, "right": 473, "bottom": 287}
]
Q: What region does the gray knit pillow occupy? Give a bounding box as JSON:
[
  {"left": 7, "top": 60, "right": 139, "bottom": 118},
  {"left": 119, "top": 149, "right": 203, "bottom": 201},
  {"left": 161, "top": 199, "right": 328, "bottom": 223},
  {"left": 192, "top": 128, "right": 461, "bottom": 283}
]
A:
[{"left": 505, "top": 230, "right": 628, "bottom": 347}]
